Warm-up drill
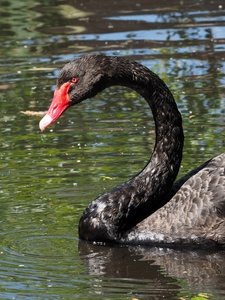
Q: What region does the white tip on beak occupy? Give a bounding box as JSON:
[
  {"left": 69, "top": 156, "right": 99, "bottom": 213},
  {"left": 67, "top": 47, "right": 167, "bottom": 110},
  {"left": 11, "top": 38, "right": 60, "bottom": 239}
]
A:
[{"left": 39, "top": 114, "right": 53, "bottom": 131}]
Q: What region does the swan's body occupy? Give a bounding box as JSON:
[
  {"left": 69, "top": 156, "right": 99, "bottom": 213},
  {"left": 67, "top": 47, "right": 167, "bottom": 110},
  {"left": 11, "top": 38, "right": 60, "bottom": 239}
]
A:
[{"left": 39, "top": 54, "right": 225, "bottom": 247}]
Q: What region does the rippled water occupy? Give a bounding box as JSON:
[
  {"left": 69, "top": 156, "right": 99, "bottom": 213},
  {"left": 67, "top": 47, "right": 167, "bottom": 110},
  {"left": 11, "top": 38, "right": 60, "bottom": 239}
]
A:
[{"left": 1, "top": 0, "right": 225, "bottom": 299}]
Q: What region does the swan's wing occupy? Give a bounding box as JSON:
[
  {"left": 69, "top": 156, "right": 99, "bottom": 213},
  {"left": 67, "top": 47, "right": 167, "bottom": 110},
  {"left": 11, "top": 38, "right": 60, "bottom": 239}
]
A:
[
  {"left": 174, "top": 153, "right": 225, "bottom": 220},
  {"left": 130, "top": 153, "right": 225, "bottom": 246},
  {"left": 174, "top": 153, "right": 225, "bottom": 244}
]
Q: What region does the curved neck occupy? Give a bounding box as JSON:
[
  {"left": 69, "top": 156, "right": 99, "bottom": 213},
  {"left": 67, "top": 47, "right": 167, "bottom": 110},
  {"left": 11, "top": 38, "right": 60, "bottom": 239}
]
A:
[{"left": 79, "top": 57, "right": 184, "bottom": 243}]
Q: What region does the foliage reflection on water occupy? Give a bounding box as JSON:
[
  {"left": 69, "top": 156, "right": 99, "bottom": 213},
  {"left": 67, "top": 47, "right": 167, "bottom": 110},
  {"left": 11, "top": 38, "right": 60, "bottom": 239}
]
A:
[{"left": 1, "top": 0, "right": 225, "bottom": 299}]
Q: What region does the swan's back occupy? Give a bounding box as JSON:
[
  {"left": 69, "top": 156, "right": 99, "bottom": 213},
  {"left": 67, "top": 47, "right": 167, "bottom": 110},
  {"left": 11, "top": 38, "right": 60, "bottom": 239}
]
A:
[{"left": 124, "top": 152, "right": 225, "bottom": 246}]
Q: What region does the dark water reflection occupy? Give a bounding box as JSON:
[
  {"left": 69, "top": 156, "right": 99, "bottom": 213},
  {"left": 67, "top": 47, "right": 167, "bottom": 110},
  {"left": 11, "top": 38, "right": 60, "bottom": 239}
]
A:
[
  {"left": 79, "top": 241, "right": 225, "bottom": 299},
  {"left": 1, "top": 0, "right": 225, "bottom": 299}
]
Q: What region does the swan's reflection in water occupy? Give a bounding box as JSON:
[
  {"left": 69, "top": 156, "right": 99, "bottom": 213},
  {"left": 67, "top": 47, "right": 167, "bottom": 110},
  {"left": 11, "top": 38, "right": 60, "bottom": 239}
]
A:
[{"left": 79, "top": 241, "right": 225, "bottom": 299}]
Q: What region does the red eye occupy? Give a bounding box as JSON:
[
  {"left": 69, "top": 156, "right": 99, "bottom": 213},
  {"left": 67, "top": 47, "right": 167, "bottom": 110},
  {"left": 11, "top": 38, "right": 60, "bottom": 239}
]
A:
[{"left": 71, "top": 77, "right": 78, "bottom": 83}]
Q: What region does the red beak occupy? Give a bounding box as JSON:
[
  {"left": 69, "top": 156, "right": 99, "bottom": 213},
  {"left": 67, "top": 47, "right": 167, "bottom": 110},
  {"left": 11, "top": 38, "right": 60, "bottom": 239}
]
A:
[{"left": 39, "top": 82, "right": 72, "bottom": 131}]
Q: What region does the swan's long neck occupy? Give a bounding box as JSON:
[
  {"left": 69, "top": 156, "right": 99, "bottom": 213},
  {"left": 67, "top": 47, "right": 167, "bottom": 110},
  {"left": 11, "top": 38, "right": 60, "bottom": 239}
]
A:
[{"left": 79, "top": 57, "right": 184, "bottom": 243}]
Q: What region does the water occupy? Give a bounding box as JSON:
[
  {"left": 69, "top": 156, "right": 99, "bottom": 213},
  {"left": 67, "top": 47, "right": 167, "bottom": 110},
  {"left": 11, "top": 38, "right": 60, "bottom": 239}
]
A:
[{"left": 1, "top": 0, "right": 225, "bottom": 299}]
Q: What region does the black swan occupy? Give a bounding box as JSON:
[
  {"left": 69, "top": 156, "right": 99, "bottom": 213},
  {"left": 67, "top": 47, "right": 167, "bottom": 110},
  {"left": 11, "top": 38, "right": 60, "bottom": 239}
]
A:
[{"left": 39, "top": 54, "right": 225, "bottom": 247}]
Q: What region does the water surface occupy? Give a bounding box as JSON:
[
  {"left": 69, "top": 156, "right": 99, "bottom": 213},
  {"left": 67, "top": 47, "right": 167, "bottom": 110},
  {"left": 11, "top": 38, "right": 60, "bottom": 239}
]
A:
[{"left": 1, "top": 0, "right": 225, "bottom": 299}]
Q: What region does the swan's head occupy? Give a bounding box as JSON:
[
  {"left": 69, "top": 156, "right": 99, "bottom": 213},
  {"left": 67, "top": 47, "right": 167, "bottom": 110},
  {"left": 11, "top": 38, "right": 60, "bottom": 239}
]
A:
[{"left": 39, "top": 54, "right": 111, "bottom": 131}]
